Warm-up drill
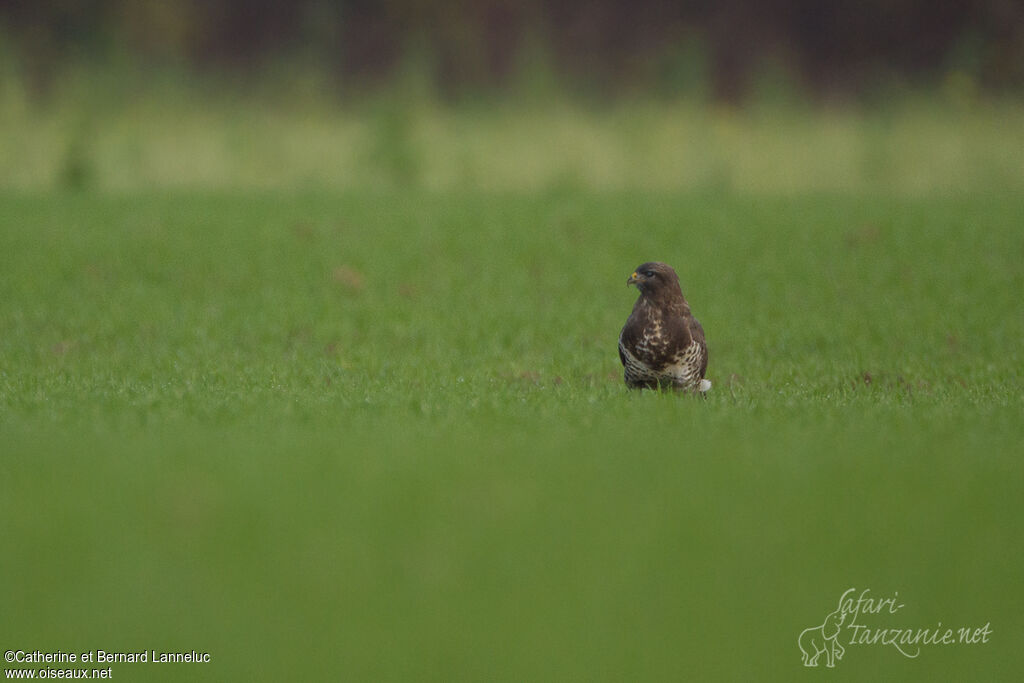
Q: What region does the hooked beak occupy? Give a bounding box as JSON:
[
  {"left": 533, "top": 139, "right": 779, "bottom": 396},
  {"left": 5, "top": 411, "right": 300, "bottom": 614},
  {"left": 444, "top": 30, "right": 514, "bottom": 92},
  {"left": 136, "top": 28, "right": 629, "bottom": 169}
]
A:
[{"left": 627, "top": 271, "right": 639, "bottom": 286}]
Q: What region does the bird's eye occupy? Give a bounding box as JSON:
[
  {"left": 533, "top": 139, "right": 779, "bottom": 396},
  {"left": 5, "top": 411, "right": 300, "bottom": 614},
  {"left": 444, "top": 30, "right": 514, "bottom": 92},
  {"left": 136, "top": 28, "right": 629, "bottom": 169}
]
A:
[{"left": 642, "top": 270, "right": 655, "bottom": 278}]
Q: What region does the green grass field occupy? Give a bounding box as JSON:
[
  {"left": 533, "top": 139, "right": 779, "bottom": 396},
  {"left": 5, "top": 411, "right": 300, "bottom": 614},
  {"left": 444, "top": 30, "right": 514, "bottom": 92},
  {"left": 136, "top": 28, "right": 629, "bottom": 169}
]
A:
[{"left": 1, "top": 190, "right": 1022, "bottom": 681}]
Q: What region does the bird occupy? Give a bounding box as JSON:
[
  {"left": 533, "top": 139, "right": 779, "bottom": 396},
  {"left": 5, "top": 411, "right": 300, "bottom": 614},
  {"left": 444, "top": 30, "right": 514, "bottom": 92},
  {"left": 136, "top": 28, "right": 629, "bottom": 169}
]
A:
[{"left": 618, "top": 262, "right": 710, "bottom": 393}]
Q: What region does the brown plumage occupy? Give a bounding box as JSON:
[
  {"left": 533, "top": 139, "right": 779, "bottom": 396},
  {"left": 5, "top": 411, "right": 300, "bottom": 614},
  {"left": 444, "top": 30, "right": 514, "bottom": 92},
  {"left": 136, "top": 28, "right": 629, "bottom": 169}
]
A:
[{"left": 618, "top": 262, "right": 710, "bottom": 392}]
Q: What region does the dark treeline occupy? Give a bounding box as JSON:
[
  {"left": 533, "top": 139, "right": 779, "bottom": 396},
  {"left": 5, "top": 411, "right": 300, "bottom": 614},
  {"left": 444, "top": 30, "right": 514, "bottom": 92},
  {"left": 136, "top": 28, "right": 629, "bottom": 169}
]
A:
[{"left": 1, "top": 0, "right": 1021, "bottom": 99}]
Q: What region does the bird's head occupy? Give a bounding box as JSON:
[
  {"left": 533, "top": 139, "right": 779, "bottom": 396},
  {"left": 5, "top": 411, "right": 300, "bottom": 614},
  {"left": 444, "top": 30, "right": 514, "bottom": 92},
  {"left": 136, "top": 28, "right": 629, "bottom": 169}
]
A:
[{"left": 627, "top": 262, "right": 682, "bottom": 296}]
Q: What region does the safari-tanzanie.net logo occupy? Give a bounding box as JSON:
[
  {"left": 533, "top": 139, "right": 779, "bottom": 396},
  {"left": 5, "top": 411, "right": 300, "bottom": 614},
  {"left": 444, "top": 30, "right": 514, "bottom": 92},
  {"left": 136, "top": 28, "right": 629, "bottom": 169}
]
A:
[{"left": 798, "top": 588, "right": 992, "bottom": 667}]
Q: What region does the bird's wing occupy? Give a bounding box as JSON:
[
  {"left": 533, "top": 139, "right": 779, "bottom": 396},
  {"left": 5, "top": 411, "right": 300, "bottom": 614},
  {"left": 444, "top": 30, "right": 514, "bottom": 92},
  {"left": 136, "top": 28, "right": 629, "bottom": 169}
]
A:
[
  {"left": 688, "top": 316, "right": 705, "bottom": 345},
  {"left": 618, "top": 314, "right": 643, "bottom": 363},
  {"left": 688, "top": 317, "right": 708, "bottom": 378},
  {"left": 664, "top": 314, "right": 695, "bottom": 358}
]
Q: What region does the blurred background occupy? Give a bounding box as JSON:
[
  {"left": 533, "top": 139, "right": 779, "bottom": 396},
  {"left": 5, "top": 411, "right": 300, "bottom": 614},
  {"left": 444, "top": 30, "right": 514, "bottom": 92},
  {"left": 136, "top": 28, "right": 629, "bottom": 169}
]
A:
[
  {"left": 1, "top": 0, "right": 1022, "bottom": 193},
  {"left": 3, "top": 5, "right": 1023, "bottom": 680}
]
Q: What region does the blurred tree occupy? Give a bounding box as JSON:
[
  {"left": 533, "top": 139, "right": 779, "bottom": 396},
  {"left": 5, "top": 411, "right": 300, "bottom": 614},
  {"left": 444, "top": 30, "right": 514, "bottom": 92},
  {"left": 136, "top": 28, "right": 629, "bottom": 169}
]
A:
[{"left": 0, "top": 0, "right": 1020, "bottom": 99}]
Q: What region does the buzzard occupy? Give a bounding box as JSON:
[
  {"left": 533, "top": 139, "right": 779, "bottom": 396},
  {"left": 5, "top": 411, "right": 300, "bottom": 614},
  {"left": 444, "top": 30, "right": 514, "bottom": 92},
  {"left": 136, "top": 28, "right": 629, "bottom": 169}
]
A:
[{"left": 618, "top": 262, "right": 711, "bottom": 393}]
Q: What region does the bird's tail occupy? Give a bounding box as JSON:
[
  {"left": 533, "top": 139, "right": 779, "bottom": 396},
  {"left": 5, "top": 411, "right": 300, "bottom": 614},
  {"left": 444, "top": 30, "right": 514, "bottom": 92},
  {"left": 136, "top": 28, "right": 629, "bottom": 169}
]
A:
[{"left": 698, "top": 379, "right": 712, "bottom": 393}]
